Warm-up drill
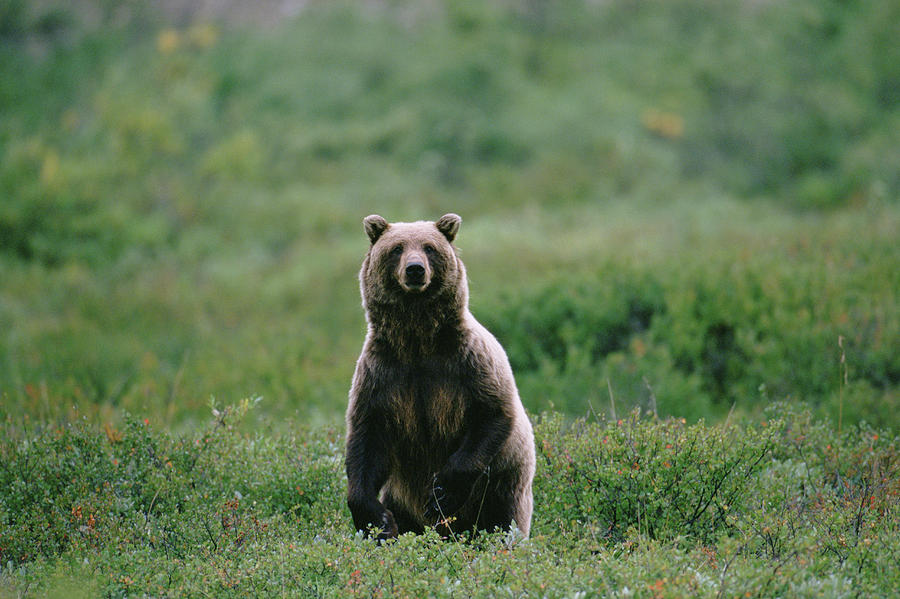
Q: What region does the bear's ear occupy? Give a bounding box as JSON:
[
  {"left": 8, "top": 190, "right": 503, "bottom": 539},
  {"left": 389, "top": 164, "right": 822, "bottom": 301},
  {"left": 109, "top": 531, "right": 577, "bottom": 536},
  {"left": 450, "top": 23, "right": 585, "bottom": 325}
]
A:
[
  {"left": 435, "top": 213, "right": 461, "bottom": 242},
  {"left": 364, "top": 215, "right": 389, "bottom": 244}
]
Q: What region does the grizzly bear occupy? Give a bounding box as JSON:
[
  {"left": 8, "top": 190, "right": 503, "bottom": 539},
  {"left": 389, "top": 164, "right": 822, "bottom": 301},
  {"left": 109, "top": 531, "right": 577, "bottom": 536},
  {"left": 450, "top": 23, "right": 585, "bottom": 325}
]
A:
[{"left": 345, "top": 213, "right": 535, "bottom": 541}]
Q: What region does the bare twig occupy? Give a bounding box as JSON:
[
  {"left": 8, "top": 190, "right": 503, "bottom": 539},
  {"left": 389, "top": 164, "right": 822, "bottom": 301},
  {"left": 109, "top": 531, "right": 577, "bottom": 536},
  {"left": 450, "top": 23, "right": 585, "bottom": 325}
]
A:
[{"left": 607, "top": 379, "right": 617, "bottom": 421}]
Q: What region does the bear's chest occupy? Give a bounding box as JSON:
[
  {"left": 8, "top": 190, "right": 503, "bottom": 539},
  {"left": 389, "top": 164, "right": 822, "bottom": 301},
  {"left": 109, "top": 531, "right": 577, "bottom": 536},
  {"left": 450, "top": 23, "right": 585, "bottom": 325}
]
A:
[{"left": 379, "top": 358, "right": 468, "bottom": 451}]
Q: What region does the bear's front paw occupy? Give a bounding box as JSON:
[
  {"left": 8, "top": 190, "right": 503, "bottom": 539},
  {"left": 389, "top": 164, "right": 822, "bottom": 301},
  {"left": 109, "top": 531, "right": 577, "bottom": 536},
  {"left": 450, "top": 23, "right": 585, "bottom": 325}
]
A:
[
  {"left": 350, "top": 498, "right": 398, "bottom": 541},
  {"left": 373, "top": 508, "right": 398, "bottom": 542}
]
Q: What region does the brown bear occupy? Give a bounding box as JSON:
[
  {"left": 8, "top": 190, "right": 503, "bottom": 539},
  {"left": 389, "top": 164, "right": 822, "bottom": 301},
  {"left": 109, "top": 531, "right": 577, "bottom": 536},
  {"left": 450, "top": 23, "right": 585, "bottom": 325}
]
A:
[{"left": 345, "top": 213, "right": 535, "bottom": 541}]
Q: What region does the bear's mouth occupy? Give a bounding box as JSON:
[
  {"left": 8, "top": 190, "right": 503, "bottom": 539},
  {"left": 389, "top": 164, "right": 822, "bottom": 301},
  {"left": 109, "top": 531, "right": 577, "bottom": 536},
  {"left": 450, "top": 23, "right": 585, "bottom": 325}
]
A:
[{"left": 400, "top": 279, "right": 428, "bottom": 293}]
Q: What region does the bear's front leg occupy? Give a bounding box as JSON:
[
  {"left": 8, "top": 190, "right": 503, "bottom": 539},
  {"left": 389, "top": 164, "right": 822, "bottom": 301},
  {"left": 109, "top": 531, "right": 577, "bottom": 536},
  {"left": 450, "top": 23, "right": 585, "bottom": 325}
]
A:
[
  {"left": 424, "top": 401, "right": 512, "bottom": 529},
  {"left": 349, "top": 499, "right": 397, "bottom": 542},
  {"left": 345, "top": 421, "right": 397, "bottom": 541}
]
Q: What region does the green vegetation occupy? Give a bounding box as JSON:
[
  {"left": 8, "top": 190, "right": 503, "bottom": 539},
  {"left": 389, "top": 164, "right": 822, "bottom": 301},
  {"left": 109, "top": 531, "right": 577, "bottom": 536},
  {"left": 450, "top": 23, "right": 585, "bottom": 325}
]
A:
[
  {"left": 479, "top": 202, "right": 899, "bottom": 426},
  {"left": 1, "top": 0, "right": 897, "bottom": 429},
  {"left": 2, "top": 402, "right": 898, "bottom": 597},
  {"left": 1, "top": 0, "right": 898, "bottom": 595}
]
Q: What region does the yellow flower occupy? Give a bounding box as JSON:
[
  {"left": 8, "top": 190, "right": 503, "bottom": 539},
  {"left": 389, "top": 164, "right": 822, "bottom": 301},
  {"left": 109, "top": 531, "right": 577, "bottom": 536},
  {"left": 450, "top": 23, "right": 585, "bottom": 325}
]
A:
[
  {"left": 188, "top": 23, "right": 218, "bottom": 49},
  {"left": 157, "top": 29, "right": 180, "bottom": 54},
  {"left": 40, "top": 150, "right": 59, "bottom": 185},
  {"left": 642, "top": 108, "right": 685, "bottom": 140}
]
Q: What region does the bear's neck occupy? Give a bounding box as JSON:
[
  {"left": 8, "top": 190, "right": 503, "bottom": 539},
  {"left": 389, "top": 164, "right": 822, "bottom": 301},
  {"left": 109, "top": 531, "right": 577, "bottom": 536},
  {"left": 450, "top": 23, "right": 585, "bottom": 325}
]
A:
[{"left": 367, "top": 293, "right": 466, "bottom": 361}]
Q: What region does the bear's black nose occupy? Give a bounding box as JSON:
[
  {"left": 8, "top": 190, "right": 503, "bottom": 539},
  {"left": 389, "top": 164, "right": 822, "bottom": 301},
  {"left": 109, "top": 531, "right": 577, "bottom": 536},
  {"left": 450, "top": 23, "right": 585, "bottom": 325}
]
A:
[{"left": 405, "top": 262, "right": 426, "bottom": 283}]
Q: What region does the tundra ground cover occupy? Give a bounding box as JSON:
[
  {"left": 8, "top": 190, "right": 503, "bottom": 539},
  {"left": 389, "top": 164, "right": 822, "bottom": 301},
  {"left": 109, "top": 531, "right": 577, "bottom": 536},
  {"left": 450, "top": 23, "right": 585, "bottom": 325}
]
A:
[{"left": 1, "top": 402, "right": 898, "bottom": 597}]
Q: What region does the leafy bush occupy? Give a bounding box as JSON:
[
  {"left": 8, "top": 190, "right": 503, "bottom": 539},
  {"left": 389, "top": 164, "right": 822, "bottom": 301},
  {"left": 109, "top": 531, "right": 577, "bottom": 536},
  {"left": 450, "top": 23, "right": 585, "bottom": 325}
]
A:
[
  {"left": 534, "top": 411, "right": 779, "bottom": 543},
  {"left": 479, "top": 241, "right": 899, "bottom": 425},
  {"left": 0, "top": 399, "right": 345, "bottom": 566}
]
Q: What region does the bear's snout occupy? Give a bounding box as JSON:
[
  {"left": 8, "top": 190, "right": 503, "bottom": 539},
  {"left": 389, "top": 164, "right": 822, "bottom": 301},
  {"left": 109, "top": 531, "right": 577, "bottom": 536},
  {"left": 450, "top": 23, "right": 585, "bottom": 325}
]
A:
[
  {"left": 399, "top": 252, "right": 430, "bottom": 292},
  {"left": 405, "top": 261, "right": 426, "bottom": 282}
]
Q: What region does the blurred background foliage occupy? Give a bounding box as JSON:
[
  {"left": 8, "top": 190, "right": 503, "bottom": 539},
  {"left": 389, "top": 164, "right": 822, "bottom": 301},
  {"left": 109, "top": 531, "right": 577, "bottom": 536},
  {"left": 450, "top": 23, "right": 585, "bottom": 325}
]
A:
[{"left": 0, "top": 0, "right": 897, "bottom": 429}]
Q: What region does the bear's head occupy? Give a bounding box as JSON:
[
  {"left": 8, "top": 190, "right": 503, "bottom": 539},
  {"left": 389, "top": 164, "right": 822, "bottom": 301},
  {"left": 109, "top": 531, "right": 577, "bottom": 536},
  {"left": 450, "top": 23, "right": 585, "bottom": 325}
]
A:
[{"left": 360, "top": 213, "right": 464, "bottom": 308}]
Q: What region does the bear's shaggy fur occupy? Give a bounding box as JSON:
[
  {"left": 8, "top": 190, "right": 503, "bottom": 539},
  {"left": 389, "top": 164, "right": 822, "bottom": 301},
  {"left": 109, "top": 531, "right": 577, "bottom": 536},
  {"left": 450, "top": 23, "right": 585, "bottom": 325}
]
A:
[{"left": 345, "top": 213, "right": 535, "bottom": 540}]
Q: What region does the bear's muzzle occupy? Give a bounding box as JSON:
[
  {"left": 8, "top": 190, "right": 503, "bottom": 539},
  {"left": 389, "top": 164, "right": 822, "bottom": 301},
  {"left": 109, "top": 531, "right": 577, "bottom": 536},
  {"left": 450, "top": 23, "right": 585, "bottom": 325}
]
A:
[{"left": 399, "top": 251, "right": 431, "bottom": 292}]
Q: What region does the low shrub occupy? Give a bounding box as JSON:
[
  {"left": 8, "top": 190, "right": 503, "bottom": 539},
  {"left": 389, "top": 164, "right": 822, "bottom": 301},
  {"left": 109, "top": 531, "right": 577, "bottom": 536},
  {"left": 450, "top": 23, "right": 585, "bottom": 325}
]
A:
[
  {"left": 479, "top": 244, "right": 899, "bottom": 426},
  {"left": 2, "top": 402, "right": 898, "bottom": 597},
  {"left": 534, "top": 410, "right": 779, "bottom": 543},
  {"left": 0, "top": 398, "right": 345, "bottom": 566}
]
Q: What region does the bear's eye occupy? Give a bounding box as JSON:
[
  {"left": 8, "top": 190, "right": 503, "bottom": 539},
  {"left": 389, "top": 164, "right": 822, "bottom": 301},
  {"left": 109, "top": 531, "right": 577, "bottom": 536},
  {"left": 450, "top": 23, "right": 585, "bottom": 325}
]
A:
[
  {"left": 390, "top": 244, "right": 404, "bottom": 257},
  {"left": 423, "top": 245, "right": 437, "bottom": 257}
]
